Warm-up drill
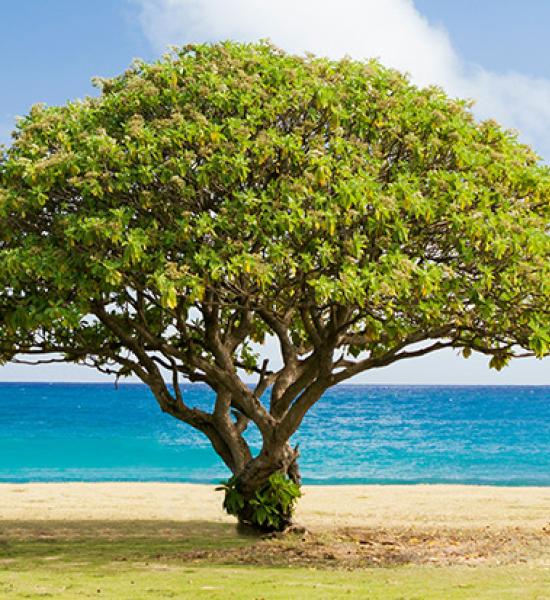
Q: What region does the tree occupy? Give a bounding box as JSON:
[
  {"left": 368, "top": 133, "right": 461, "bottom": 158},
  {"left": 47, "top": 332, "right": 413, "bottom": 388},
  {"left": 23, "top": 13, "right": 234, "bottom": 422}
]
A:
[{"left": 1, "top": 42, "right": 548, "bottom": 531}]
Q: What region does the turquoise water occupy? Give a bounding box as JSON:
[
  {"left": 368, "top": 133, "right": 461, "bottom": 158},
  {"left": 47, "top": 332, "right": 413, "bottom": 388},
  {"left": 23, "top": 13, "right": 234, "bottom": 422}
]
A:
[{"left": 0, "top": 383, "right": 548, "bottom": 485}]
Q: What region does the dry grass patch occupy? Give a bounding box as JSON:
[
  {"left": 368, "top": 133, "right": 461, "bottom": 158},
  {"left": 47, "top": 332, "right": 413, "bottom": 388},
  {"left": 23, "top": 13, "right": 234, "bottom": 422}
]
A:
[{"left": 165, "top": 525, "right": 550, "bottom": 568}]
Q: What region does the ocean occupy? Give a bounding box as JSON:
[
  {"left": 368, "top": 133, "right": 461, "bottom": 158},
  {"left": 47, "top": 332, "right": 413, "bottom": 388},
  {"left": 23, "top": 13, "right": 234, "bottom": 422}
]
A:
[{"left": 0, "top": 383, "right": 548, "bottom": 485}]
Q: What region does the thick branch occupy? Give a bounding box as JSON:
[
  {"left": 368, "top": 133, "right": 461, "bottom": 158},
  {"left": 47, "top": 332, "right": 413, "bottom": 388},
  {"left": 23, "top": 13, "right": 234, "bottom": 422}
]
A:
[{"left": 331, "top": 340, "right": 454, "bottom": 385}]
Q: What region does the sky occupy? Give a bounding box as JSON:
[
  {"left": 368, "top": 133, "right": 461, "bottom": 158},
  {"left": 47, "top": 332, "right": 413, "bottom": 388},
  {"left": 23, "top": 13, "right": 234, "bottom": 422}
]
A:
[{"left": 0, "top": 0, "right": 548, "bottom": 384}]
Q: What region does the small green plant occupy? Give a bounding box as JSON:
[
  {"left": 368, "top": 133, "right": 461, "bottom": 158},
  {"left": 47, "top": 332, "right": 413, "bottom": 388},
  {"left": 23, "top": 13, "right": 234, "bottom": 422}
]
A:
[
  {"left": 217, "top": 473, "right": 302, "bottom": 531},
  {"left": 217, "top": 477, "right": 246, "bottom": 516}
]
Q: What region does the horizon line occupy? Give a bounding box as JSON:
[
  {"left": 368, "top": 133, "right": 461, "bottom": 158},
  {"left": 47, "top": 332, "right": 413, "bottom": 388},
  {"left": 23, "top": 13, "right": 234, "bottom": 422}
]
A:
[{"left": 0, "top": 381, "right": 548, "bottom": 387}]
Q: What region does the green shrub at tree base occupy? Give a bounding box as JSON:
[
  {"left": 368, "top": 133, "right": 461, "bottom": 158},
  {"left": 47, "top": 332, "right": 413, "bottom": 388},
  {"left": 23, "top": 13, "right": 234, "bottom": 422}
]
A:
[{"left": 218, "top": 472, "right": 302, "bottom": 532}]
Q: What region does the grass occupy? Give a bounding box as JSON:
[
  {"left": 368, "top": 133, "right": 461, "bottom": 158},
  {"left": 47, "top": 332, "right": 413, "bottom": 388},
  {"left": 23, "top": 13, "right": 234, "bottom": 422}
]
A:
[
  {"left": 1, "top": 520, "right": 548, "bottom": 599},
  {"left": 3, "top": 564, "right": 550, "bottom": 599}
]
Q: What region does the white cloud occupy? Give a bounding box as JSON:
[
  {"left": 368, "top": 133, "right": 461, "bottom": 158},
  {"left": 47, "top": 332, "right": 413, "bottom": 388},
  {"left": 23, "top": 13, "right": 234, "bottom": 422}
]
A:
[
  {"left": 136, "top": 0, "right": 550, "bottom": 160},
  {"left": 459, "top": 70, "right": 550, "bottom": 156},
  {"left": 138, "top": 0, "right": 459, "bottom": 88}
]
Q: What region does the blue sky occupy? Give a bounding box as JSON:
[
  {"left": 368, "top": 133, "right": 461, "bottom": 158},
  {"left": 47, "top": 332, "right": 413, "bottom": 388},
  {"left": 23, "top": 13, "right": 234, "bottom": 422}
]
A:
[
  {"left": 416, "top": 0, "right": 550, "bottom": 79},
  {"left": 0, "top": 1, "right": 149, "bottom": 142},
  {"left": 1, "top": 1, "right": 548, "bottom": 383}
]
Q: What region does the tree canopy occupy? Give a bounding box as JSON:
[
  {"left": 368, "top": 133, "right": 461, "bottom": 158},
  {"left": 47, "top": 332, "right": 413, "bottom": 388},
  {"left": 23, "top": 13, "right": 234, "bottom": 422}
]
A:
[{"left": 1, "top": 41, "right": 548, "bottom": 529}]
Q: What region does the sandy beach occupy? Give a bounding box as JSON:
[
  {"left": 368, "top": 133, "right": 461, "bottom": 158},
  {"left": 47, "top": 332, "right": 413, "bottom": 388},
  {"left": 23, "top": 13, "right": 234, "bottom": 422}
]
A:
[{"left": 2, "top": 482, "right": 549, "bottom": 530}]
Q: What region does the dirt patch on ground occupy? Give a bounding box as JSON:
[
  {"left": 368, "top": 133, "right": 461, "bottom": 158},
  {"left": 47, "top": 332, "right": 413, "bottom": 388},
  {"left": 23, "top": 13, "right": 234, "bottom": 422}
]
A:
[{"left": 175, "top": 526, "right": 550, "bottom": 568}]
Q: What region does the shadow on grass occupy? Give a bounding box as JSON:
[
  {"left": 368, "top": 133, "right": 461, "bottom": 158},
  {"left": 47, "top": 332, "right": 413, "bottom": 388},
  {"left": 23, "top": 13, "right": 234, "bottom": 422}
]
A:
[
  {"left": 0, "top": 519, "right": 258, "bottom": 570},
  {"left": 2, "top": 519, "right": 548, "bottom": 572}
]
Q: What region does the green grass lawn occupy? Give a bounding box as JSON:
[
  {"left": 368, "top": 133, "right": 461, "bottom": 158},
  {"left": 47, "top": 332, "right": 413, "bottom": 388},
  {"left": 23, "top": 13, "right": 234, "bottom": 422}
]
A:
[
  {"left": 3, "top": 563, "right": 550, "bottom": 600},
  {"left": 1, "top": 520, "right": 548, "bottom": 599}
]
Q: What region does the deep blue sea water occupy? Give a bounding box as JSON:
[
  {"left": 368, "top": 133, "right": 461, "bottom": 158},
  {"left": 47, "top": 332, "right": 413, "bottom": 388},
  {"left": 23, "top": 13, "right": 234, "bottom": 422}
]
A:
[{"left": 0, "top": 383, "right": 548, "bottom": 485}]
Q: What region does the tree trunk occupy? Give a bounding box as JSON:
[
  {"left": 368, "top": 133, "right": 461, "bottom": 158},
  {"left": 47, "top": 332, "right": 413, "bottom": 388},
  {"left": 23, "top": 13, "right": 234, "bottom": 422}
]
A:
[{"left": 230, "top": 443, "right": 301, "bottom": 533}]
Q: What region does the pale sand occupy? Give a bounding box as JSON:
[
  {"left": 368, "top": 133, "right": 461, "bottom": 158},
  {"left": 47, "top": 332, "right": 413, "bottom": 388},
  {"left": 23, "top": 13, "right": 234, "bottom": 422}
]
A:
[{"left": 1, "top": 483, "right": 549, "bottom": 530}]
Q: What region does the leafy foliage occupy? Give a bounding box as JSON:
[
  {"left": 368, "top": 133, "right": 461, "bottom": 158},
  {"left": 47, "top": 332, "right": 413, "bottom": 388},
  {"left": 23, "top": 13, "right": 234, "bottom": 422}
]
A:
[
  {"left": 0, "top": 41, "right": 547, "bottom": 375},
  {"left": 218, "top": 472, "right": 301, "bottom": 530}
]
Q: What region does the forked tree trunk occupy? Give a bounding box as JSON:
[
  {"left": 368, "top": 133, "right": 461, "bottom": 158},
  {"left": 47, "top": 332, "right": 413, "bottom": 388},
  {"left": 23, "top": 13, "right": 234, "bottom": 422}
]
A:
[{"left": 145, "top": 348, "right": 326, "bottom": 533}]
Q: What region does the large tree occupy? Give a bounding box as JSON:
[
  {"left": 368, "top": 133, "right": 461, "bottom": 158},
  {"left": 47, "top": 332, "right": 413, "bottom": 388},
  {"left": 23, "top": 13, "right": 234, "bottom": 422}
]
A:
[{"left": 1, "top": 42, "right": 548, "bottom": 531}]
